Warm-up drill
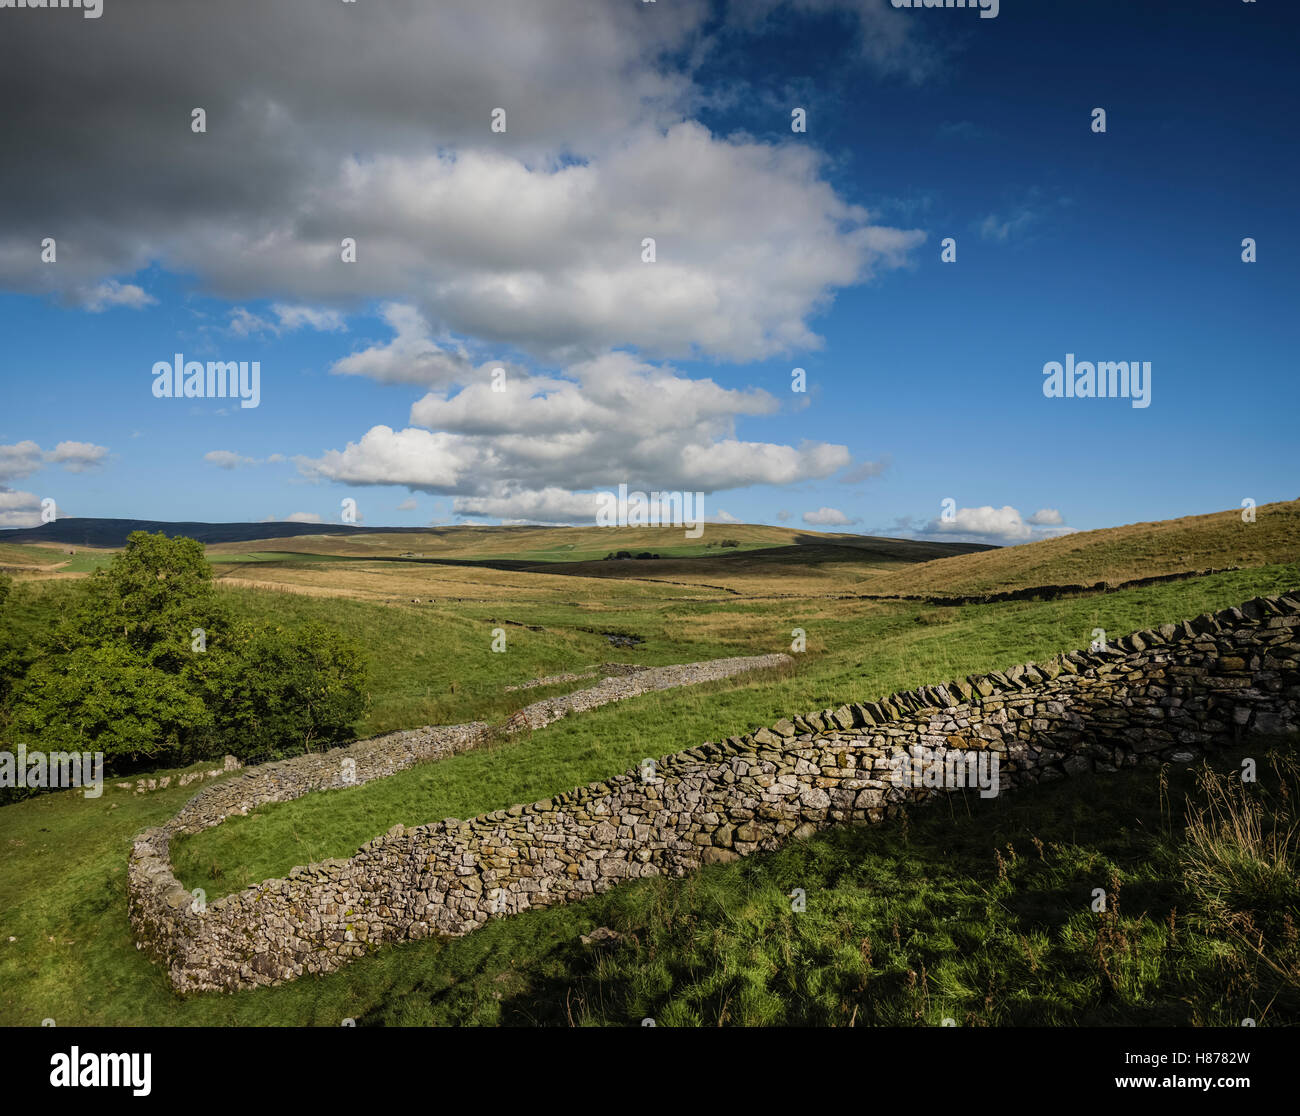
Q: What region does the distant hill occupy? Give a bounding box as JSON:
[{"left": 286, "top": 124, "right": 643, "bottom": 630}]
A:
[
  {"left": 0, "top": 519, "right": 450, "bottom": 548},
  {"left": 0, "top": 518, "right": 998, "bottom": 558}
]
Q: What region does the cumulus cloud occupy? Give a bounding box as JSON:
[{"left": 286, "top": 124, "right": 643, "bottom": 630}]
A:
[
  {"left": 803, "top": 506, "right": 856, "bottom": 526},
  {"left": 0, "top": 441, "right": 44, "bottom": 483},
  {"left": 330, "top": 304, "right": 475, "bottom": 387},
  {"left": 297, "top": 348, "right": 852, "bottom": 521},
  {"left": 229, "top": 303, "right": 347, "bottom": 337},
  {"left": 0, "top": 487, "right": 43, "bottom": 527},
  {"left": 284, "top": 512, "right": 323, "bottom": 524},
  {"left": 0, "top": 440, "right": 109, "bottom": 481},
  {"left": 453, "top": 488, "right": 605, "bottom": 524},
  {"left": 0, "top": 3, "right": 926, "bottom": 361},
  {"left": 941, "top": 505, "right": 1028, "bottom": 539},
  {"left": 297, "top": 427, "right": 470, "bottom": 492},
  {"left": 919, "top": 504, "right": 1076, "bottom": 544},
  {"left": 713, "top": 509, "right": 741, "bottom": 523},
  {"left": 77, "top": 280, "right": 156, "bottom": 312},
  {"left": 46, "top": 441, "right": 110, "bottom": 473},
  {"left": 0, "top": 3, "right": 939, "bottom": 528}
]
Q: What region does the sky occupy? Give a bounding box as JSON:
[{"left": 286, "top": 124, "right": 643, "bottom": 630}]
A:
[{"left": 0, "top": 0, "right": 1296, "bottom": 544}]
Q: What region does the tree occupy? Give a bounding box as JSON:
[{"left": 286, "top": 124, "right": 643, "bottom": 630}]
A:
[
  {"left": 8, "top": 532, "right": 367, "bottom": 776},
  {"left": 203, "top": 621, "right": 367, "bottom": 759},
  {"left": 63, "top": 531, "right": 231, "bottom": 672},
  {"left": 10, "top": 644, "right": 210, "bottom": 765},
  {"left": 0, "top": 572, "right": 20, "bottom": 709}
]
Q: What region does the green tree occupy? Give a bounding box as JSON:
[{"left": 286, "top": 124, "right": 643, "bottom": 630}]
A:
[
  {"left": 0, "top": 572, "right": 20, "bottom": 710},
  {"left": 61, "top": 531, "right": 231, "bottom": 672},
  {"left": 10, "top": 643, "right": 211, "bottom": 765},
  {"left": 8, "top": 533, "right": 367, "bottom": 777},
  {"left": 203, "top": 621, "right": 367, "bottom": 758}
]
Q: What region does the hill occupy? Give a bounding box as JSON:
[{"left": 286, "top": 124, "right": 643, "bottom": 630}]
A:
[
  {"left": 0, "top": 518, "right": 994, "bottom": 565},
  {"left": 861, "top": 499, "right": 1300, "bottom": 599}
]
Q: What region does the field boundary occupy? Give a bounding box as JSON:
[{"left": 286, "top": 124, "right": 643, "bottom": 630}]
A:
[{"left": 838, "top": 566, "right": 1242, "bottom": 608}]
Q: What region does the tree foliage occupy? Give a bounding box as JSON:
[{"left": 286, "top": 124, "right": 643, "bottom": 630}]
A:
[
  {"left": 4, "top": 533, "right": 368, "bottom": 781},
  {"left": 202, "top": 621, "right": 367, "bottom": 758}
]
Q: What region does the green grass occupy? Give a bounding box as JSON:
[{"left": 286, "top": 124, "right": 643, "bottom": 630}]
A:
[
  {"left": 208, "top": 551, "right": 361, "bottom": 565},
  {"left": 0, "top": 543, "right": 113, "bottom": 574},
  {"left": 174, "top": 563, "right": 1300, "bottom": 895},
  {"left": 1, "top": 543, "right": 1296, "bottom": 1027},
  {"left": 3, "top": 743, "right": 1296, "bottom": 1026},
  {"left": 215, "top": 582, "right": 742, "bottom": 737}
]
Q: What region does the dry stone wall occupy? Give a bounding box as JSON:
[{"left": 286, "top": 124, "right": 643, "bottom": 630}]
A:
[{"left": 129, "top": 596, "right": 1300, "bottom": 993}]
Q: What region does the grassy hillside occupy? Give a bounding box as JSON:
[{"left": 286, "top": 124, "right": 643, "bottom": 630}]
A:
[
  {"left": 1, "top": 517, "right": 988, "bottom": 563},
  {"left": 865, "top": 499, "right": 1300, "bottom": 598},
  {"left": 205, "top": 523, "right": 990, "bottom": 566},
  {"left": 0, "top": 541, "right": 114, "bottom": 576},
  {"left": 174, "top": 564, "right": 1300, "bottom": 896},
  {"left": 1, "top": 503, "right": 1297, "bottom": 1027}
]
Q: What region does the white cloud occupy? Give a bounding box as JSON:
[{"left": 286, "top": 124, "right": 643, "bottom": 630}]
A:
[
  {"left": 454, "top": 488, "right": 604, "bottom": 523},
  {"left": 976, "top": 193, "right": 1068, "bottom": 245},
  {"left": 0, "top": 440, "right": 109, "bottom": 481},
  {"left": 284, "top": 512, "right": 323, "bottom": 524},
  {"left": 920, "top": 504, "right": 1077, "bottom": 544},
  {"left": 296, "top": 426, "right": 470, "bottom": 491},
  {"left": 0, "top": 487, "right": 43, "bottom": 527},
  {"left": 803, "top": 506, "right": 855, "bottom": 526},
  {"left": 929, "top": 505, "right": 1033, "bottom": 541},
  {"left": 77, "top": 280, "right": 156, "bottom": 312},
  {"left": 0, "top": 441, "right": 44, "bottom": 483},
  {"left": 229, "top": 303, "right": 347, "bottom": 337},
  {"left": 227, "top": 308, "right": 274, "bottom": 337},
  {"left": 978, "top": 210, "right": 1036, "bottom": 243},
  {"left": 330, "top": 304, "right": 474, "bottom": 386},
  {"left": 298, "top": 348, "right": 851, "bottom": 518},
  {"left": 9, "top": 129, "right": 923, "bottom": 362},
  {"left": 46, "top": 441, "right": 109, "bottom": 473},
  {"left": 395, "top": 497, "right": 418, "bottom": 511},
  {"left": 2, "top": 3, "right": 933, "bottom": 359},
  {"left": 272, "top": 304, "right": 346, "bottom": 333},
  {"left": 714, "top": 509, "right": 741, "bottom": 523}
]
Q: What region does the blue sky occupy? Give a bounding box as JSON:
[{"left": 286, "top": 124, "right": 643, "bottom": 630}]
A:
[{"left": 1, "top": 0, "right": 1296, "bottom": 543}]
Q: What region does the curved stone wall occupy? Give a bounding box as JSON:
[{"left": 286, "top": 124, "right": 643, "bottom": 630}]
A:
[{"left": 129, "top": 596, "right": 1300, "bottom": 993}]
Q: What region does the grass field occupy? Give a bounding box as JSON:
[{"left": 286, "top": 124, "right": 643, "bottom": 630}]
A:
[{"left": 1, "top": 502, "right": 1297, "bottom": 1026}]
